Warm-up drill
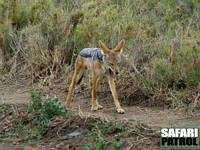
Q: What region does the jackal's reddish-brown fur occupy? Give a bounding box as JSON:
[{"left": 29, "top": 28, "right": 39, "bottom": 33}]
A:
[{"left": 66, "top": 40, "right": 125, "bottom": 113}]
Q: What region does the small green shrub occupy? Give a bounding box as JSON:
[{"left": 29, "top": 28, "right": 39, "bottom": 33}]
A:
[
  {"left": 152, "top": 58, "right": 175, "bottom": 87},
  {"left": 27, "top": 89, "right": 66, "bottom": 139},
  {"left": 107, "top": 138, "right": 125, "bottom": 150},
  {"left": 85, "top": 121, "right": 127, "bottom": 150},
  {"left": 93, "top": 128, "right": 106, "bottom": 150}
]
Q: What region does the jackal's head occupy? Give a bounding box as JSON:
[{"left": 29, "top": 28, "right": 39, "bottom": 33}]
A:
[{"left": 99, "top": 40, "right": 125, "bottom": 80}]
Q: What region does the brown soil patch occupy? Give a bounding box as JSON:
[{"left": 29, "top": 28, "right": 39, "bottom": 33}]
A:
[
  {"left": 1, "top": 81, "right": 200, "bottom": 149},
  {"left": 1, "top": 81, "right": 200, "bottom": 128}
]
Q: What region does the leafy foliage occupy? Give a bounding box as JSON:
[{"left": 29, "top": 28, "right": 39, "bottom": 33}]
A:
[
  {"left": 27, "top": 90, "right": 66, "bottom": 138},
  {"left": 84, "top": 121, "right": 127, "bottom": 150}
]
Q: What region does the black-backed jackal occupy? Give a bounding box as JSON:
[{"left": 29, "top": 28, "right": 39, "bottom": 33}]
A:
[{"left": 66, "top": 40, "right": 125, "bottom": 114}]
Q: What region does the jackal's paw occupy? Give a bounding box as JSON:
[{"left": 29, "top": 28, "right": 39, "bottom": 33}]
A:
[
  {"left": 91, "top": 104, "right": 103, "bottom": 111},
  {"left": 116, "top": 108, "right": 125, "bottom": 114}
]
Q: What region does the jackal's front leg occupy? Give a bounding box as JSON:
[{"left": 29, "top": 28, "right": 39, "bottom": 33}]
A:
[
  {"left": 108, "top": 77, "right": 125, "bottom": 114},
  {"left": 91, "top": 74, "right": 103, "bottom": 111}
]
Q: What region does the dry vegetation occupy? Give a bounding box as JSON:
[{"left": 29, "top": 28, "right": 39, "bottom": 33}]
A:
[
  {"left": 0, "top": 92, "right": 160, "bottom": 149},
  {"left": 0, "top": 0, "right": 200, "bottom": 109},
  {"left": 0, "top": 0, "right": 200, "bottom": 149}
]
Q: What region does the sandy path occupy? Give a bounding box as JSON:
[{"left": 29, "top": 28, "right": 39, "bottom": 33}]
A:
[
  {"left": 0, "top": 82, "right": 200, "bottom": 127},
  {"left": 72, "top": 96, "right": 200, "bottom": 128},
  {"left": 0, "top": 83, "right": 200, "bottom": 128}
]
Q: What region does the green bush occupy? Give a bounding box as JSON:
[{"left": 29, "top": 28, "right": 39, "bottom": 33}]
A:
[
  {"left": 29, "top": 0, "right": 54, "bottom": 24},
  {"left": 74, "top": 0, "right": 137, "bottom": 50},
  {"left": 27, "top": 90, "right": 66, "bottom": 138},
  {"left": 87, "top": 122, "right": 126, "bottom": 150}
]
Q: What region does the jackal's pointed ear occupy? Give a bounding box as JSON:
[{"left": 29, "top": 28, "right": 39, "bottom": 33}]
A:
[
  {"left": 114, "top": 39, "right": 125, "bottom": 54},
  {"left": 99, "top": 40, "right": 110, "bottom": 55}
]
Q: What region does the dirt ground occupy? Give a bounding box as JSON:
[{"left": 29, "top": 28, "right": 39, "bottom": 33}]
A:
[
  {"left": 1, "top": 80, "right": 200, "bottom": 149},
  {"left": 1, "top": 81, "right": 200, "bottom": 128}
]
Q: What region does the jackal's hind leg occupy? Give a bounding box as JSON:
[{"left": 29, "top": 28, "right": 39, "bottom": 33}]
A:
[{"left": 66, "top": 62, "right": 84, "bottom": 109}]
